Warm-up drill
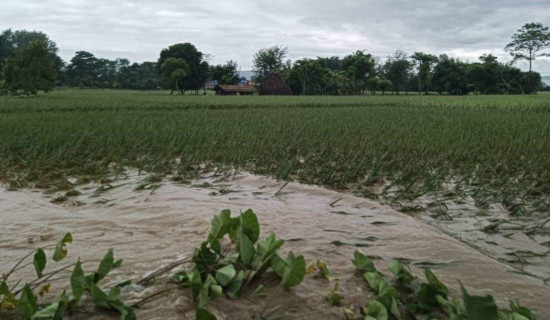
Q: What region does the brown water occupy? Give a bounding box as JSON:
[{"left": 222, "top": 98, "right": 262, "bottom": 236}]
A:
[{"left": 1, "top": 171, "right": 549, "bottom": 319}]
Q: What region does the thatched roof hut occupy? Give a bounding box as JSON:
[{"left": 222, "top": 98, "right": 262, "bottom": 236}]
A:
[
  {"left": 258, "top": 73, "right": 292, "bottom": 95},
  {"left": 214, "top": 85, "right": 255, "bottom": 95}
]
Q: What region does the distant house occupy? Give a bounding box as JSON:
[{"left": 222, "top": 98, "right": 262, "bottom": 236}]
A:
[
  {"left": 205, "top": 80, "right": 219, "bottom": 90},
  {"left": 214, "top": 85, "right": 255, "bottom": 95}
]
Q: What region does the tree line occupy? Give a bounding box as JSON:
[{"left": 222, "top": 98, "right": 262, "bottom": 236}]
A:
[{"left": 0, "top": 22, "right": 549, "bottom": 95}]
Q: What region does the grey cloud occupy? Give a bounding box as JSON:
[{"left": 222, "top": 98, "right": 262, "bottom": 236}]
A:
[{"left": 0, "top": 0, "right": 549, "bottom": 74}]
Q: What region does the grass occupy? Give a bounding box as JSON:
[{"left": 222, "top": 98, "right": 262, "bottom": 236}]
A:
[{"left": 0, "top": 89, "right": 549, "bottom": 216}]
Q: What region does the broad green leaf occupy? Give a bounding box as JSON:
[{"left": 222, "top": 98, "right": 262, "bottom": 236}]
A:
[
  {"left": 194, "top": 242, "right": 218, "bottom": 269},
  {"left": 114, "top": 279, "right": 132, "bottom": 288},
  {"left": 270, "top": 252, "right": 286, "bottom": 278},
  {"left": 378, "top": 282, "right": 399, "bottom": 306},
  {"left": 390, "top": 297, "right": 401, "bottom": 320},
  {"left": 90, "top": 284, "right": 109, "bottom": 309},
  {"left": 33, "top": 249, "right": 46, "bottom": 278},
  {"left": 19, "top": 285, "right": 37, "bottom": 319},
  {"left": 209, "top": 284, "right": 223, "bottom": 299},
  {"left": 226, "top": 270, "right": 245, "bottom": 299},
  {"left": 461, "top": 284, "right": 499, "bottom": 320},
  {"left": 198, "top": 275, "right": 217, "bottom": 308},
  {"left": 215, "top": 265, "right": 236, "bottom": 287},
  {"left": 209, "top": 209, "right": 232, "bottom": 241},
  {"left": 498, "top": 312, "right": 531, "bottom": 320},
  {"left": 365, "top": 300, "right": 388, "bottom": 320},
  {"left": 31, "top": 302, "right": 59, "bottom": 319},
  {"left": 70, "top": 259, "right": 86, "bottom": 302},
  {"left": 251, "top": 233, "right": 284, "bottom": 272},
  {"left": 221, "top": 253, "right": 240, "bottom": 265},
  {"left": 94, "top": 249, "right": 114, "bottom": 283},
  {"left": 107, "top": 286, "right": 122, "bottom": 302},
  {"left": 363, "top": 272, "right": 385, "bottom": 291},
  {"left": 90, "top": 283, "right": 134, "bottom": 319},
  {"left": 196, "top": 308, "right": 217, "bottom": 320},
  {"left": 52, "top": 233, "right": 73, "bottom": 262},
  {"left": 417, "top": 283, "right": 439, "bottom": 310},
  {"left": 352, "top": 250, "right": 376, "bottom": 273},
  {"left": 509, "top": 300, "right": 536, "bottom": 320},
  {"left": 174, "top": 270, "right": 192, "bottom": 284},
  {"left": 239, "top": 209, "right": 260, "bottom": 243},
  {"left": 190, "top": 268, "right": 203, "bottom": 301},
  {"left": 31, "top": 291, "right": 69, "bottom": 320},
  {"left": 238, "top": 233, "right": 255, "bottom": 267},
  {"left": 121, "top": 305, "right": 137, "bottom": 320},
  {"left": 389, "top": 260, "right": 413, "bottom": 286},
  {"left": 210, "top": 238, "right": 222, "bottom": 255},
  {"left": 280, "top": 252, "right": 306, "bottom": 288},
  {"left": 425, "top": 268, "right": 448, "bottom": 297},
  {"left": 113, "top": 259, "right": 123, "bottom": 268}
]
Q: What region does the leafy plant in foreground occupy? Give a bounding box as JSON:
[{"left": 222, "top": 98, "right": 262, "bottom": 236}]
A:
[
  {"left": 173, "top": 209, "right": 306, "bottom": 319},
  {"left": 0, "top": 233, "right": 134, "bottom": 320},
  {"left": 348, "top": 250, "right": 537, "bottom": 320}
]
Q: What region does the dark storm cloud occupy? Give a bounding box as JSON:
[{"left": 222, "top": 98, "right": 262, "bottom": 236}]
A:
[{"left": 1, "top": 0, "right": 549, "bottom": 74}]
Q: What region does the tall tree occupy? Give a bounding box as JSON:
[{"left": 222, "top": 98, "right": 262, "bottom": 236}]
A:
[
  {"left": 116, "top": 61, "right": 160, "bottom": 90},
  {"left": 411, "top": 52, "right": 438, "bottom": 94},
  {"left": 382, "top": 50, "right": 413, "bottom": 95},
  {"left": 65, "top": 51, "right": 100, "bottom": 87},
  {"left": 0, "top": 29, "right": 64, "bottom": 81},
  {"left": 252, "top": 45, "right": 288, "bottom": 85},
  {"left": 505, "top": 22, "right": 550, "bottom": 72},
  {"left": 366, "top": 77, "right": 380, "bottom": 95},
  {"left": 158, "top": 43, "right": 209, "bottom": 94},
  {"left": 341, "top": 51, "right": 377, "bottom": 94},
  {"left": 2, "top": 40, "right": 56, "bottom": 95},
  {"left": 432, "top": 55, "right": 469, "bottom": 95},
  {"left": 209, "top": 60, "right": 239, "bottom": 85},
  {"left": 286, "top": 58, "right": 335, "bottom": 95},
  {"left": 160, "top": 57, "right": 190, "bottom": 95}
]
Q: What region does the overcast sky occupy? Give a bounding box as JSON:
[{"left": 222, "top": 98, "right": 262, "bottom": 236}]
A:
[{"left": 2, "top": 0, "right": 549, "bottom": 75}]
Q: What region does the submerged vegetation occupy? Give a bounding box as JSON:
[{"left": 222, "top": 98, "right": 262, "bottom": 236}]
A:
[
  {"left": 1, "top": 90, "right": 549, "bottom": 217},
  {"left": 0, "top": 234, "right": 134, "bottom": 319}
]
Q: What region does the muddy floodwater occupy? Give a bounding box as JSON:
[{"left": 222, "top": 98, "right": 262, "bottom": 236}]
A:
[{"left": 1, "top": 171, "right": 549, "bottom": 319}]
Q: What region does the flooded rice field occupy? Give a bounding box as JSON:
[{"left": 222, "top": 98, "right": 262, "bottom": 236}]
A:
[{"left": 1, "top": 171, "right": 549, "bottom": 319}]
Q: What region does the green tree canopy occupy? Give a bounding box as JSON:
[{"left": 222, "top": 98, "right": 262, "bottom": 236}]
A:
[
  {"left": 366, "top": 77, "right": 381, "bottom": 95},
  {"left": 209, "top": 60, "right": 239, "bottom": 85},
  {"left": 378, "top": 79, "right": 392, "bottom": 95},
  {"left": 286, "top": 58, "right": 336, "bottom": 95},
  {"left": 505, "top": 22, "right": 550, "bottom": 72},
  {"left": 2, "top": 40, "right": 56, "bottom": 95},
  {"left": 65, "top": 51, "right": 100, "bottom": 87},
  {"left": 252, "top": 45, "right": 288, "bottom": 85},
  {"left": 411, "top": 52, "right": 438, "bottom": 94},
  {"left": 382, "top": 50, "right": 413, "bottom": 95},
  {"left": 160, "top": 57, "right": 190, "bottom": 94},
  {"left": 158, "top": 43, "right": 209, "bottom": 94},
  {"left": 341, "top": 51, "right": 377, "bottom": 94},
  {"left": 0, "top": 29, "right": 64, "bottom": 81},
  {"left": 432, "top": 54, "right": 469, "bottom": 95}
]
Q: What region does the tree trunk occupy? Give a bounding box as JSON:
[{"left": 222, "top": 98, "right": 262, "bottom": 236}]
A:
[{"left": 529, "top": 49, "right": 533, "bottom": 73}]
